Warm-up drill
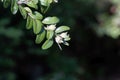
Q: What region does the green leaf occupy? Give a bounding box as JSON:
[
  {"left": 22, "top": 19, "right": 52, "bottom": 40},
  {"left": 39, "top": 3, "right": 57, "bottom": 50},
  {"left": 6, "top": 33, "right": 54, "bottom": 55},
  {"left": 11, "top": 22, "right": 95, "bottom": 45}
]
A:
[
  {"left": 11, "top": 0, "right": 18, "bottom": 14},
  {"left": 33, "top": 20, "right": 42, "bottom": 34},
  {"left": 24, "top": 7, "right": 32, "bottom": 13},
  {"left": 35, "top": 30, "right": 46, "bottom": 44},
  {"left": 3, "top": 0, "right": 10, "bottom": 8},
  {"left": 34, "top": 11, "right": 43, "bottom": 20},
  {"left": 41, "top": 5, "right": 50, "bottom": 13},
  {"left": 47, "top": 31, "right": 54, "bottom": 39},
  {"left": 26, "top": 1, "right": 38, "bottom": 9},
  {"left": 42, "top": 39, "right": 53, "bottom": 49},
  {"left": 29, "top": 12, "right": 43, "bottom": 20},
  {"left": 26, "top": 16, "right": 33, "bottom": 29},
  {"left": 33, "top": 0, "right": 39, "bottom": 4},
  {"left": 40, "top": 0, "right": 53, "bottom": 6},
  {"left": 40, "top": 0, "right": 53, "bottom": 13},
  {"left": 42, "top": 16, "right": 59, "bottom": 24},
  {"left": 55, "top": 26, "right": 70, "bottom": 33},
  {"left": 19, "top": 5, "right": 27, "bottom": 19}
]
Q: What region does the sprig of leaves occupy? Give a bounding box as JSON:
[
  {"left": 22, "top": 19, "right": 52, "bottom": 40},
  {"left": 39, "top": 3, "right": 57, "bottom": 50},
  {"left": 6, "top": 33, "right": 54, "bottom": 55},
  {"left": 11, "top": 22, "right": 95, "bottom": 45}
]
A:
[{"left": 1, "top": 0, "right": 70, "bottom": 50}]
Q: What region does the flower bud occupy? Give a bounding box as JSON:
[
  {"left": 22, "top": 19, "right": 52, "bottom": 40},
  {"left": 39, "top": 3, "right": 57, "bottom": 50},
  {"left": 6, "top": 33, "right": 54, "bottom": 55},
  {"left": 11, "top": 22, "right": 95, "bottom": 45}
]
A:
[{"left": 45, "top": 25, "right": 56, "bottom": 31}]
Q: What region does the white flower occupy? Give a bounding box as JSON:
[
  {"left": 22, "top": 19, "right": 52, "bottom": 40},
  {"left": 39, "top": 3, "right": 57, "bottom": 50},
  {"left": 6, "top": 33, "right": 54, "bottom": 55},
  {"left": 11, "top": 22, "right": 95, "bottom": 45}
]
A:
[
  {"left": 55, "top": 32, "right": 70, "bottom": 50},
  {"left": 45, "top": 24, "right": 56, "bottom": 31},
  {"left": 55, "top": 35, "right": 63, "bottom": 43},
  {"left": 60, "top": 32, "right": 69, "bottom": 38},
  {"left": 55, "top": 32, "right": 70, "bottom": 43}
]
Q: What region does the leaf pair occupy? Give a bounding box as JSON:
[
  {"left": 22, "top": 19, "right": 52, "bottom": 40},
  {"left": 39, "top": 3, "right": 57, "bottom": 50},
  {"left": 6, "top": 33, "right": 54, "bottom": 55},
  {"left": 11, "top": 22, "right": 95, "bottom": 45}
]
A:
[
  {"left": 35, "top": 30, "right": 54, "bottom": 50},
  {"left": 26, "top": 15, "right": 43, "bottom": 34}
]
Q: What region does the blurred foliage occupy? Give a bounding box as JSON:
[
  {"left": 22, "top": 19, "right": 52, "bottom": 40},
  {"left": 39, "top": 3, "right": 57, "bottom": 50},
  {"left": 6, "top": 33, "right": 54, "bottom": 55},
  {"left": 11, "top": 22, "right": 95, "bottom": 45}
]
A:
[
  {"left": 94, "top": 0, "right": 120, "bottom": 39},
  {"left": 0, "top": 0, "right": 120, "bottom": 80}
]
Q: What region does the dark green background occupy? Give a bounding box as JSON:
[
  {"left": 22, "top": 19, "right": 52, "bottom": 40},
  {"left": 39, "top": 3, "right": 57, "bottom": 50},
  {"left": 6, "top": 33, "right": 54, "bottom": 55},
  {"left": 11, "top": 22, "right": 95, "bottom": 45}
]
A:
[{"left": 0, "top": 0, "right": 120, "bottom": 80}]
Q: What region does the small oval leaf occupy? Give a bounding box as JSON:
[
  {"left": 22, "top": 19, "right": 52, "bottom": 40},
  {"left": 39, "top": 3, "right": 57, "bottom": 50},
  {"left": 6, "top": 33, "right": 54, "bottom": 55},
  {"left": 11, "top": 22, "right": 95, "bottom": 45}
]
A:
[
  {"left": 42, "top": 16, "right": 59, "bottom": 24},
  {"left": 47, "top": 31, "right": 54, "bottom": 39},
  {"left": 26, "top": 1, "right": 38, "bottom": 9},
  {"left": 11, "top": 0, "right": 18, "bottom": 14},
  {"left": 40, "top": 0, "right": 53, "bottom": 6},
  {"left": 42, "top": 39, "right": 53, "bottom": 50},
  {"left": 26, "top": 16, "right": 33, "bottom": 29},
  {"left": 19, "top": 5, "right": 27, "bottom": 19},
  {"left": 34, "top": 11, "right": 43, "bottom": 20},
  {"left": 35, "top": 30, "right": 46, "bottom": 44},
  {"left": 33, "top": 20, "right": 42, "bottom": 34},
  {"left": 24, "top": 7, "right": 32, "bottom": 13},
  {"left": 55, "top": 26, "right": 70, "bottom": 33}
]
